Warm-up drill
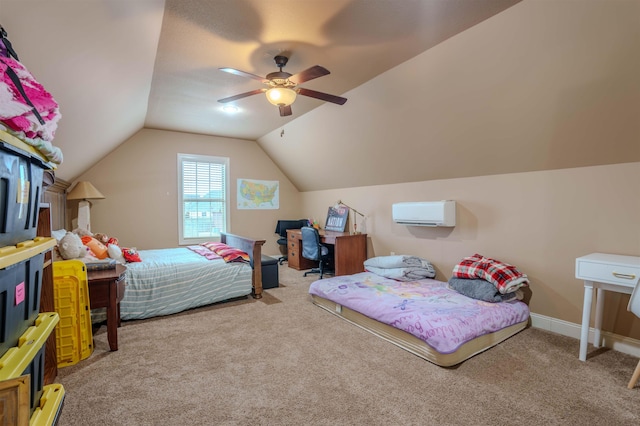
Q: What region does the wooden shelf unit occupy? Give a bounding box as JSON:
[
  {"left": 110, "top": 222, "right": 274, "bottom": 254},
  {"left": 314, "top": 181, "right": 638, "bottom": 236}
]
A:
[{"left": 38, "top": 203, "right": 58, "bottom": 385}]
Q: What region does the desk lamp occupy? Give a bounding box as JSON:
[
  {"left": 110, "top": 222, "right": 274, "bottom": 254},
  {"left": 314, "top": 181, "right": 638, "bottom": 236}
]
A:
[
  {"left": 334, "top": 200, "right": 365, "bottom": 234},
  {"left": 67, "top": 181, "right": 105, "bottom": 233}
]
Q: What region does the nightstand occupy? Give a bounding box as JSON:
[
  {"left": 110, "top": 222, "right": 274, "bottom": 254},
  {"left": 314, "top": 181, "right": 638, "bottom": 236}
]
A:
[{"left": 87, "top": 264, "right": 127, "bottom": 351}]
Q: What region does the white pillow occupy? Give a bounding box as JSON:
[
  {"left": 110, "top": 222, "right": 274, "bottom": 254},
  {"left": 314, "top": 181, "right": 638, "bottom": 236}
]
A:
[
  {"left": 51, "top": 229, "right": 68, "bottom": 242},
  {"left": 107, "top": 244, "right": 126, "bottom": 264}
]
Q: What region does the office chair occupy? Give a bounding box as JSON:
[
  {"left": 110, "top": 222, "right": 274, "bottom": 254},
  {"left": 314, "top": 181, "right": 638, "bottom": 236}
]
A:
[
  {"left": 274, "top": 219, "right": 309, "bottom": 265},
  {"left": 301, "top": 226, "right": 333, "bottom": 279},
  {"left": 627, "top": 283, "right": 640, "bottom": 389}
]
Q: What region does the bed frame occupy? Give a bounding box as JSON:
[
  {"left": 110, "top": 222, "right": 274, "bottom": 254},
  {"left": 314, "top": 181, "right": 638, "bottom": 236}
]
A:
[
  {"left": 311, "top": 295, "right": 529, "bottom": 367},
  {"left": 220, "top": 232, "right": 266, "bottom": 299},
  {"left": 44, "top": 183, "right": 268, "bottom": 316}
]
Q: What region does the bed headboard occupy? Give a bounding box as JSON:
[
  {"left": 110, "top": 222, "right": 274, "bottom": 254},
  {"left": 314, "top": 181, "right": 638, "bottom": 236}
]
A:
[
  {"left": 220, "top": 232, "right": 266, "bottom": 299},
  {"left": 42, "top": 176, "right": 70, "bottom": 230}
]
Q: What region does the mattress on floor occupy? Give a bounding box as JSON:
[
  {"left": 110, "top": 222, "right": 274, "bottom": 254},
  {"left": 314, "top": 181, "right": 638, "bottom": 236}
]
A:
[{"left": 309, "top": 272, "right": 530, "bottom": 366}]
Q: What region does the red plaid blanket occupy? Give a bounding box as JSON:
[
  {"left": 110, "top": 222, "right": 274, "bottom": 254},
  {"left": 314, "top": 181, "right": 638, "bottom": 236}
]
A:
[{"left": 452, "top": 254, "right": 529, "bottom": 294}]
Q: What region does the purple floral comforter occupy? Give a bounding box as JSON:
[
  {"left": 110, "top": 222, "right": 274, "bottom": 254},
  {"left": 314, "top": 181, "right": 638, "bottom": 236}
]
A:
[{"left": 309, "top": 272, "right": 530, "bottom": 354}]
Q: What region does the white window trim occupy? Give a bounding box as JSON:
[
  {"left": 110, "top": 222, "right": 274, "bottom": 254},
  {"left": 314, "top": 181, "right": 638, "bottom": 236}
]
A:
[{"left": 177, "top": 153, "right": 230, "bottom": 245}]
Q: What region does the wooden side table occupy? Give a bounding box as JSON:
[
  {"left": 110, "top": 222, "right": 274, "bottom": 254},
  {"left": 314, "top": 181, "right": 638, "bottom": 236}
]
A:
[{"left": 87, "top": 264, "right": 127, "bottom": 351}]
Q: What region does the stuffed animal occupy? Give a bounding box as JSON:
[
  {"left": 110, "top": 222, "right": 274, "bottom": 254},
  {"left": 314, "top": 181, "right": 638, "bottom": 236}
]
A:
[
  {"left": 107, "top": 244, "right": 125, "bottom": 263},
  {"left": 72, "top": 227, "right": 93, "bottom": 238},
  {"left": 94, "top": 232, "right": 119, "bottom": 247},
  {"left": 93, "top": 233, "right": 109, "bottom": 244},
  {"left": 58, "top": 232, "right": 87, "bottom": 260},
  {"left": 81, "top": 236, "right": 109, "bottom": 259},
  {"left": 122, "top": 247, "right": 142, "bottom": 263}
]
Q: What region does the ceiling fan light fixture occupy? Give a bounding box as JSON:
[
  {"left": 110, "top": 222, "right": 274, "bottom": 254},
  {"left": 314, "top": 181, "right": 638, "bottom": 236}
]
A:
[
  {"left": 221, "top": 104, "right": 239, "bottom": 113},
  {"left": 266, "top": 87, "right": 297, "bottom": 106},
  {"left": 218, "top": 56, "right": 346, "bottom": 115}
]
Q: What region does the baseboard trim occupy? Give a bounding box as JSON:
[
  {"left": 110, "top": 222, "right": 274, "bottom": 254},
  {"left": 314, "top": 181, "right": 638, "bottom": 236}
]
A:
[{"left": 530, "top": 313, "right": 640, "bottom": 358}]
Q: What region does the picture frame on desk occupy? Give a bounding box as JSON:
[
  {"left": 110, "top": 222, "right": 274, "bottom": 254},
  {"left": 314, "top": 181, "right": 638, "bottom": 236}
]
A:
[{"left": 325, "top": 206, "right": 348, "bottom": 232}]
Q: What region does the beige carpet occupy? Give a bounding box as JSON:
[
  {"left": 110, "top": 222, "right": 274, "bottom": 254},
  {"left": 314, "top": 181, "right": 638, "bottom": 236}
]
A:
[{"left": 56, "top": 265, "right": 640, "bottom": 425}]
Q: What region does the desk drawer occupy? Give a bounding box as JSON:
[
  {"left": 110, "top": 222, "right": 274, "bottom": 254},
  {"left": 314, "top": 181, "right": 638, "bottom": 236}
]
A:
[
  {"left": 576, "top": 259, "right": 640, "bottom": 287},
  {"left": 288, "top": 243, "right": 300, "bottom": 269},
  {"left": 286, "top": 235, "right": 317, "bottom": 271}
]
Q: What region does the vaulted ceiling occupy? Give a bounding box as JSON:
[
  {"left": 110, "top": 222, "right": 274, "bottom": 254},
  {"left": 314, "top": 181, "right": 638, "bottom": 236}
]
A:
[
  {"left": 2, "top": 0, "right": 638, "bottom": 191},
  {"left": 1, "top": 0, "right": 521, "bottom": 183}
]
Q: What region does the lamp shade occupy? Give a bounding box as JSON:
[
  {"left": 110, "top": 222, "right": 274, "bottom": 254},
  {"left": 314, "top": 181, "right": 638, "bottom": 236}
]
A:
[
  {"left": 67, "top": 181, "right": 105, "bottom": 200},
  {"left": 266, "top": 87, "right": 297, "bottom": 106}
]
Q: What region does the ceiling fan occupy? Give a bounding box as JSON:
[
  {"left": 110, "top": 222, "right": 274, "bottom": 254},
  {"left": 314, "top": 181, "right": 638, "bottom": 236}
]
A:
[{"left": 217, "top": 55, "right": 347, "bottom": 117}]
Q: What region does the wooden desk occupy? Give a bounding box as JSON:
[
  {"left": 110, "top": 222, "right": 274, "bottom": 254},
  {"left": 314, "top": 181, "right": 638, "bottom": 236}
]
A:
[
  {"left": 575, "top": 253, "right": 640, "bottom": 361},
  {"left": 286, "top": 229, "right": 367, "bottom": 276},
  {"left": 87, "top": 264, "right": 127, "bottom": 351}
]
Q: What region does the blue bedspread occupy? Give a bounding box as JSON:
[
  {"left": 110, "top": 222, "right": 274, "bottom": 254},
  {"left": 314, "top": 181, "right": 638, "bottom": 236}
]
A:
[{"left": 119, "top": 247, "right": 252, "bottom": 320}]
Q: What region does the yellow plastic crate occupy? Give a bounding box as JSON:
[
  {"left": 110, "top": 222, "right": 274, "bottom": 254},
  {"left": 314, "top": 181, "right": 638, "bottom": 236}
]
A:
[
  {"left": 53, "top": 260, "right": 93, "bottom": 367},
  {"left": 30, "top": 384, "right": 65, "bottom": 426}
]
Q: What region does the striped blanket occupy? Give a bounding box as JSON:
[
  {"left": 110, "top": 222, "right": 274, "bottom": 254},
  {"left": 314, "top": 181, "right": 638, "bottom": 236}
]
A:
[{"left": 92, "top": 247, "right": 252, "bottom": 322}]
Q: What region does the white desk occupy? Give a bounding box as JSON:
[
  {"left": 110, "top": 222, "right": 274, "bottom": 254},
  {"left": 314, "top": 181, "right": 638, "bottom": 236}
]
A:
[{"left": 575, "top": 253, "right": 640, "bottom": 361}]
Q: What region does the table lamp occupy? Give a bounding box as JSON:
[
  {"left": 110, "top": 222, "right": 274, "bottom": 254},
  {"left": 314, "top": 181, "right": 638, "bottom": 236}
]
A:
[
  {"left": 67, "top": 181, "right": 105, "bottom": 233},
  {"left": 334, "top": 200, "right": 365, "bottom": 234}
]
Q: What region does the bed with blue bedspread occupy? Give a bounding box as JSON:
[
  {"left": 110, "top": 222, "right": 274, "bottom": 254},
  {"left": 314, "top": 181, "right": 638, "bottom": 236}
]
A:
[{"left": 114, "top": 233, "right": 264, "bottom": 321}]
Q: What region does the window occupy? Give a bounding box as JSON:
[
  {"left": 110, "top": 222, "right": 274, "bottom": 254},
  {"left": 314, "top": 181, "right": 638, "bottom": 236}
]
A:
[{"left": 178, "top": 153, "right": 229, "bottom": 245}]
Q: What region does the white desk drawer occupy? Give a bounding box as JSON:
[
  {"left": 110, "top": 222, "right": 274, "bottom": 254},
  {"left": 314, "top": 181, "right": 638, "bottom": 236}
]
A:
[
  {"left": 576, "top": 261, "right": 638, "bottom": 286},
  {"left": 576, "top": 253, "right": 640, "bottom": 287}
]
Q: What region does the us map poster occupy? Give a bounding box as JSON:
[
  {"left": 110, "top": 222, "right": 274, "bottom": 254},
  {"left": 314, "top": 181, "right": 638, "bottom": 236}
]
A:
[{"left": 237, "top": 179, "right": 279, "bottom": 209}]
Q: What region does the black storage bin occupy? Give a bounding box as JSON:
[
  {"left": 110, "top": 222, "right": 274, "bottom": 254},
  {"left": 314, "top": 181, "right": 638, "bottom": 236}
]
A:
[
  {"left": 0, "top": 312, "right": 58, "bottom": 420},
  {"left": 23, "top": 343, "right": 46, "bottom": 416},
  {"left": 261, "top": 255, "right": 279, "bottom": 289},
  {"left": 0, "top": 252, "right": 45, "bottom": 356},
  {"left": 0, "top": 141, "right": 46, "bottom": 248}
]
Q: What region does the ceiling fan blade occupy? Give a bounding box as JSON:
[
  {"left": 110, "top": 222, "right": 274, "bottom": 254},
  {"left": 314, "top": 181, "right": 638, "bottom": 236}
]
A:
[
  {"left": 289, "top": 65, "right": 330, "bottom": 85},
  {"left": 298, "top": 88, "right": 347, "bottom": 105},
  {"left": 279, "top": 105, "right": 292, "bottom": 117},
  {"left": 219, "top": 67, "right": 268, "bottom": 83},
  {"left": 218, "top": 89, "right": 265, "bottom": 103}
]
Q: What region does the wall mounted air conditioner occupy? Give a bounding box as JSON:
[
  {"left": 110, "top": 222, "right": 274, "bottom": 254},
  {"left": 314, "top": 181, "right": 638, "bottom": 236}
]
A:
[{"left": 392, "top": 200, "right": 456, "bottom": 227}]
